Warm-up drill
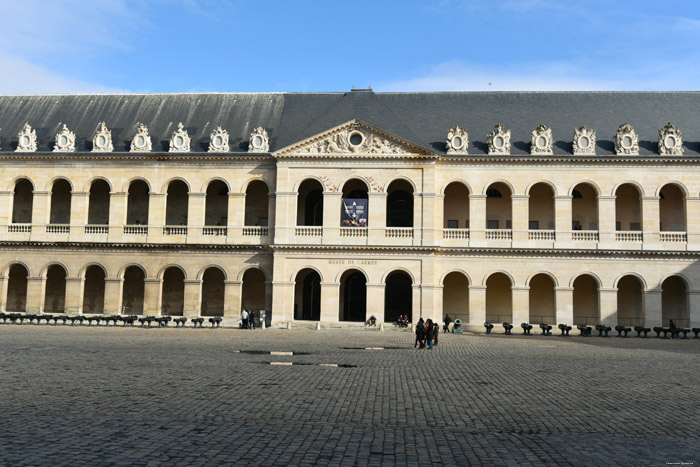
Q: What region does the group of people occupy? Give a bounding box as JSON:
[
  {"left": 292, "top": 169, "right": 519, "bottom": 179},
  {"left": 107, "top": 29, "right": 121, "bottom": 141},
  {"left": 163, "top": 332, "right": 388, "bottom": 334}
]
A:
[
  {"left": 415, "top": 318, "right": 440, "bottom": 349},
  {"left": 395, "top": 315, "right": 409, "bottom": 327},
  {"left": 240, "top": 308, "right": 256, "bottom": 329}
]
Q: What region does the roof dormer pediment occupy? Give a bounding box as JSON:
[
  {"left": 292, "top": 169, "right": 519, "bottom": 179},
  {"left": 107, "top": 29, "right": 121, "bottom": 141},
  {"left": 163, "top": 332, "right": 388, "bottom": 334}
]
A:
[{"left": 273, "top": 119, "right": 436, "bottom": 158}]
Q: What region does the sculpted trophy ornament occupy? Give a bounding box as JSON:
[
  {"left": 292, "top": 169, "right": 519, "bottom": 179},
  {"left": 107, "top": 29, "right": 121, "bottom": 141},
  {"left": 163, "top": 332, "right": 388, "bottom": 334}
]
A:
[
  {"left": 297, "top": 125, "right": 403, "bottom": 155},
  {"left": 658, "top": 123, "right": 683, "bottom": 155},
  {"left": 53, "top": 124, "right": 75, "bottom": 152},
  {"left": 16, "top": 123, "right": 37, "bottom": 152},
  {"left": 130, "top": 123, "right": 152, "bottom": 152},
  {"left": 487, "top": 124, "right": 511, "bottom": 155},
  {"left": 530, "top": 124, "right": 553, "bottom": 155},
  {"left": 169, "top": 122, "right": 190, "bottom": 152},
  {"left": 446, "top": 126, "right": 469, "bottom": 154},
  {"left": 248, "top": 127, "right": 269, "bottom": 152},
  {"left": 92, "top": 121, "right": 114, "bottom": 152},
  {"left": 208, "top": 126, "right": 229, "bottom": 152},
  {"left": 573, "top": 125, "right": 596, "bottom": 155},
  {"left": 615, "top": 123, "right": 639, "bottom": 155}
]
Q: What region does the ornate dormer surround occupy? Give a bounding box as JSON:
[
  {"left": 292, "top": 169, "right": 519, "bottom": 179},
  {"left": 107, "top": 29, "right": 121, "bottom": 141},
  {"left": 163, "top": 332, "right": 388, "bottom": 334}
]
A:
[
  {"left": 249, "top": 127, "right": 270, "bottom": 152},
  {"left": 530, "top": 124, "right": 553, "bottom": 155},
  {"left": 169, "top": 122, "right": 191, "bottom": 153},
  {"left": 446, "top": 126, "right": 469, "bottom": 154},
  {"left": 573, "top": 125, "right": 596, "bottom": 155},
  {"left": 658, "top": 123, "right": 683, "bottom": 155},
  {"left": 615, "top": 123, "right": 639, "bottom": 155},
  {"left": 53, "top": 125, "right": 76, "bottom": 152},
  {"left": 130, "top": 123, "right": 152, "bottom": 152},
  {"left": 16, "top": 123, "right": 37, "bottom": 153},
  {"left": 487, "top": 124, "right": 511, "bottom": 155},
  {"left": 92, "top": 122, "right": 114, "bottom": 153},
  {"left": 208, "top": 127, "right": 230, "bottom": 152}
]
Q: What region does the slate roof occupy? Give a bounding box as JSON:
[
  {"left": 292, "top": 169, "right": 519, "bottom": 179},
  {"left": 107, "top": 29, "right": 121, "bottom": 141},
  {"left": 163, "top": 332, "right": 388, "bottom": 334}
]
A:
[{"left": 0, "top": 90, "right": 699, "bottom": 155}]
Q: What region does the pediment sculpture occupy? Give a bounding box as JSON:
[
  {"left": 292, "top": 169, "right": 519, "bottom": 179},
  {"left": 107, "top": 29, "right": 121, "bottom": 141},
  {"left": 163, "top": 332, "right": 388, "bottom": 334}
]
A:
[
  {"left": 615, "top": 123, "right": 639, "bottom": 155},
  {"left": 530, "top": 124, "right": 553, "bottom": 155},
  {"left": 249, "top": 127, "right": 269, "bottom": 152},
  {"left": 297, "top": 127, "right": 403, "bottom": 155},
  {"left": 487, "top": 124, "right": 511, "bottom": 155},
  {"left": 53, "top": 124, "right": 75, "bottom": 152},
  {"left": 16, "top": 123, "right": 37, "bottom": 152},
  {"left": 446, "top": 126, "right": 469, "bottom": 154},
  {"left": 573, "top": 125, "right": 596, "bottom": 155},
  {"left": 169, "top": 122, "right": 190, "bottom": 152},
  {"left": 208, "top": 126, "right": 229, "bottom": 152},
  {"left": 658, "top": 123, "right": 683, "bottom": 155},
  {"left": 92, "top": 121, "right": 114, "bottom": 152},
  {"left": 130, "top": 123, "right": 152, "bottom": 152}
]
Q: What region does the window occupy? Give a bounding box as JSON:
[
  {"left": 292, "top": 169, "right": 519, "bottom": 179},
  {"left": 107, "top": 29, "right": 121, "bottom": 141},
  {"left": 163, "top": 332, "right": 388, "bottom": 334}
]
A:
[
  {"left": 572, "top": 221, "right": 582, "bottom": 230},
  {"left": 630, "top": 222, "right": 641, "bottom": 231},
  {"left": 529, "top": 221, "right": 539, "bottom": 230},
  {"left": 447, "top": 219, "right": 458, "bottom": 228},
  {"left": 487, "top": 220, "right": 499, "bottom": 229},
  {"left": 616, "top": 221, "right": 621, "bottom": 231},
  {"left": 505, "top": 220, "right": 512, "bottom": 229}
]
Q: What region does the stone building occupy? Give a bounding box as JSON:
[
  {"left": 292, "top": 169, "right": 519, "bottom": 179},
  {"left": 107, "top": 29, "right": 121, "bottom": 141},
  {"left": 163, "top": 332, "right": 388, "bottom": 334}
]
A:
[{"left": 0, "top": 90, "right": 699, "bottom": 330}]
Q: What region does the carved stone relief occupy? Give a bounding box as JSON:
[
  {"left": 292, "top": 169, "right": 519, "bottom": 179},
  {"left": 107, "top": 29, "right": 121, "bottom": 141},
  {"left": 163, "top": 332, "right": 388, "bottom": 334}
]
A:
[
  {"left": 92, "top": 121, "right": 113, "bottom": 152},
  {"left": 530, "top": 124, "right": 553, "bottom": 155},
  {"left": 446, "top": 126, "right": 469, "bottom": 154},
  {"left": 573, "top": 125, "right": 596, "bottom": 155},
  {"left": 658, "top": 123, "right": 683, "bottom": 155},
  {"left": 130, "top": 123, "right": 152, "bottom": 152},
  {"left": 53, "top": 124, "right": 75, "bottom": 152},
  {"left": 169, "top": 122, "right": 190, "bottom": 152},
  {"left": 249, "top": 127, "right": 270, "bottom": 152},
  {"left": 208, "top": 126, "right": 229, "bottom": 152},
  {"left": 16, "top": 123, "right": 37, "bottom": 152},
  {"left": 297, "top": 126, "right": 404, "bottom": 155},
  {"left": 487, "top": 124, "right": 511, "bottom": 155},
  {"left": 615, "top": 123, "right": 639, "bottom": 155}
]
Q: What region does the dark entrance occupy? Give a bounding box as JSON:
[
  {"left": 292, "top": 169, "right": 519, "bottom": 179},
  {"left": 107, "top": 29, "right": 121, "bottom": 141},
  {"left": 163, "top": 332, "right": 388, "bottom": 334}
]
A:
[
  {"left": 385, "top": 271, "right": 412, "bottom": 323},
  {"left": 294, "top": 269, "right": 321, "bottom": 320},
  {"left": 340, "top": 270, "right": 366, "bottom": 322}
]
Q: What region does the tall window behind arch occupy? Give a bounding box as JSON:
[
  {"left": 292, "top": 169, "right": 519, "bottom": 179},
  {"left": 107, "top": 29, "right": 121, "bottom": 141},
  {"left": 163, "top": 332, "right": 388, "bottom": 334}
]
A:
[
  {"left": 127, "top": 180, "right": 149, "bottom": 225},
  {"left": 88, "top": 180, "right": 110, "bottom": 225},
  {"left": 12, "top": 179, "right": 34, "bottom": 224}
]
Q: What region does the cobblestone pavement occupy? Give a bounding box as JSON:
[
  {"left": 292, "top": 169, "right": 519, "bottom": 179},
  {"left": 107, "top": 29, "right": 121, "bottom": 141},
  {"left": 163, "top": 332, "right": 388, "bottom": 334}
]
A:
[{"left": 0, "top": 325, "right": 698, "bottom": 466}]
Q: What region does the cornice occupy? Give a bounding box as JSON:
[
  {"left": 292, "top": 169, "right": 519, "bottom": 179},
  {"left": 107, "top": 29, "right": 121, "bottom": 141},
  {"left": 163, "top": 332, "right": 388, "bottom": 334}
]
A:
[
  {"left": 438, "top": 154, "right": 700, "bottom": 165},
  {"left": 0, "top": 241, "right": 271, "bottom": 253},
  {"left": 0, "top": 152, "right": 273, "bottom": 162}
]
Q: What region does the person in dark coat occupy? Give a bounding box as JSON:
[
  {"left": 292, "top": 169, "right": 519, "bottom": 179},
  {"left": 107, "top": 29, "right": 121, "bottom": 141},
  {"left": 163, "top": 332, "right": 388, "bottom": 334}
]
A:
[
  {"left": 415, "top": 318, "right": 426, "bottom": 349},
  {"left": 425, "top": 319, "right": 435, "bottom": 349},
  {"left": 443, "top": 314, "right": 452, "bottom": 333}
]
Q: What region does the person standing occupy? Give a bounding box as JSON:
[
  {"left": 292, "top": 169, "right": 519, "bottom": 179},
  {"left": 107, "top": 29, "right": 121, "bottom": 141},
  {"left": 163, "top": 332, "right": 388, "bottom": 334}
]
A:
[
  {"left": 433, "top": 322, "right": 439, "bottom": 346},
  {"left": 443, "top": 314, "right": 452, "bottom": 333},
  {"left": 248, "top": 309, "right": 255, "bottom": 329},
  {"left": 425, "top": 319, "right": 435, "bottom": 349},
  {"left": 415, "top": 318, "right": 426, "bottom": 349},
  {"left": 241, "top": 308, "right": 248, "bottom": 329}
]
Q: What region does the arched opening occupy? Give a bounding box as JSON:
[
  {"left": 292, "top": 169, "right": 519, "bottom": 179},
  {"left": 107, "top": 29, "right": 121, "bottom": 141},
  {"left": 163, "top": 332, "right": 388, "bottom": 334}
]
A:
[
  {"left": 662, "top": 276, "right": 688, "bottom": 327},
  {"left": 341, "top": 179, "right": 369, "bottom": 227},
  {"left": 296, "top": 179, "right": 323, "bottom": 226},
  {"left": 573, "top": 274, "right": 599, "bottom": 325},
  {"left": 571, "top": 183, "right": 598, "bottom": 231},
  {"left": 161, "top": 267, "right": 185, "bottom": 316},
  {"left": 386, "top": 180, "right": 414, "bottom": 227},
  {"left": 339, "top": 269, "right": 366, "bottom": 321},
  {"left": 165, "top": 180, "right": 189, "bottom": 226},
  {"left": 485, "top": 273, "right": 512, "bottom": 323},
  {"left": 88, "top": 180, "right": 110, "bottom": 225},
  {"left": 44, "top": 265, "right": 67, "bottom": 313},
  {"left": 615, "top": 184, "right": 642, "bottom": 231},
  {"left": 294, "top": 268, "right": 320, "bottom": 320},
  {"left": 12, "top": 179, "right": 33, "bottom": 224},
  {"left": 529, "top": 274, "right": 556, "bottom": 324},
  {"left": 6, "top": 264, "right": 28, "bottom": 311},
  {"left": 485, "top": 182, "right": 512, "bottom": 230},
  {"left": 528, "top": 183, "right": 555, "bottom": 230},
  {"left": 242, "top": 268, "right": 266, "bottom": 317},
  {"left": 127, "top": 180, "right": 149, "bottom": 225},
  {"left": 442, "top": 272, "right": 469, "bottom": 323},
  {"left": 83, "top": 265, "right": 106, "bottom": 314},
  {"left": 617, "top": 275, "right": 643, "bottom": 326},
  {"left": 443, "top": 182, "right": 470, "bottom": 229},
  {"left": 50, "top": 179, "right": 71, "bottom": 224},
  {"left": 205, "top": 180, "right": 229, "bottom": 226},
  {"left": 201, "top": 267, "right": 225, "bottom": 316},
  {"left": 244, "top": 180, "right": 269, "bottom": 226},
  {"left": 384, "top": 271, "right": 412, "bottom": 323},
  {"left": 659, "top": 184, "right": 686, "bottom": 232},
  {"left": 122, "top": 266, "right": 145, "bottom": 315}
]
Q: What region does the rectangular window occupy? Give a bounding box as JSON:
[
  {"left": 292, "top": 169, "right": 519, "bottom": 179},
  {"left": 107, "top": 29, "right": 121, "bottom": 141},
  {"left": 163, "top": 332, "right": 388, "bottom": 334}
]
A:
[
  {"left": 630, "top": 222, "right": 641, "bottom": 231},
  {"left": 615, "top": 221, "right": 621, "bottom": 231},
  {"left": 487, "top": 220, "right": 499, "bottom": 229},
  {"left": 572, "top": 221, "right": 581, "bottom": 230},
  {"left": 528, "top": 220, "right": 539, "bottom": 230},
  {"left": 505, "top": 220, "right": 512, "bottom": 229},
  {"left": 447, "top": 219, "right": 458, "bottom": 228}
]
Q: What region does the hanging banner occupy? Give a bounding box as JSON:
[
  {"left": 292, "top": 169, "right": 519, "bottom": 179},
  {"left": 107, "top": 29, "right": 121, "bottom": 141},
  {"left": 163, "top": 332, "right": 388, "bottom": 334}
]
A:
[{"left": 341, "top": 198, "right": 368, "bottom": 226}]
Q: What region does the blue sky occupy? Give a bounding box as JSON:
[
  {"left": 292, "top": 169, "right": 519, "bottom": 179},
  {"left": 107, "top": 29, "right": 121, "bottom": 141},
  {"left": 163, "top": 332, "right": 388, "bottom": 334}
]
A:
[{"left": 1, "top": 0, "right": 699, "bottom": 93}]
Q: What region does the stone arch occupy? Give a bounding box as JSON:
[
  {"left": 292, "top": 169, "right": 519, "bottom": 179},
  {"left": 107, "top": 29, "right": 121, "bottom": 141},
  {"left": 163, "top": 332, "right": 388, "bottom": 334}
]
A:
[
  {"left": 161, "top": 266, "right": 185, "bottom": 316},
  {"left": 157, "top": 264, "right": 188, "bottom": 280},
  {"left": 121, "top": 265, "right": 145, "bottom": 315},
  {"left": 614, "top": 183, "right": 643, "bottom": 231},
  {"left": 383, "top": 176, "right": 417, "bottom": 193},
  {"left": 293, "top": 176, "right": 326, "bottom": 193},
  {"left": 290, "top": 265, "right": 323, "bottom": 283},
  {"left": 293, "top": 267, "right": 321, "bottom": 321},
  {"left": 443, "top": 181, "right": 470, "bottom": 229},
  {"left": 201, "top": 266, "right": 225, "bottom": 317},
  {"left": 485, "top": 271, "right": 513, "bottom": 323},
  {"left": 205, "top": 179, "right": 229, "bottom": 226},
  {"left": 439, "top": 268, "right": 472, "bottom": 286},
  {"left": 381, "top": 267, "right": 416, "bottom": 284},
  {"left": 296, "top": 178, "right": 324, "bottom": 226},
  {"left": 2, "top": 261, "right": 32, "bottom": 277},
  {"left": 484, "top": 181, "right": 513, "bottom": 230},
  {"left": 613, "top": 272, "right": 648, "bottom": 290},
  {"left": 569, "top": 271, "right": 603, "bottom": 288},
  {"left": 122, "top": 176, "right": 152, "bottom": 193},
  {"left": 657, "top": 273, "right": 691, "bottom": 290},
  {"left": 44, "top": 264, "right": 67, "bottom": 313},
  {"left": 118, "top": 263, "right": 147, "bottom": 279},
  {"left": 45, "top": 176, "right": 74, "bottom": 192},
  {"left": 442, "top": 270, "right": 470, "bottom": 324},
  {"left": 334, "top": 267, "right": 369, "bottom": 283},
  {"left": 242, "top": 267, "right": 268, "bottom": 320},
  {"left": 339, "top": 176, "right": 371, "bottom": 194},
  {"left": 482, "top": 179, "right": 515, "bottom": 196},
  {"left": 386, "top": 179, "right": 415, "bottom": 227},
  {"left": 200, "top": 177, "right": 231, "bottom": 193},
  {"left": 196, "top": 264, "right": 228, "bottom": 281},
  {"left": 525, "top": 271, "right": 559, "bottom": 287},
  {"left": 241, "top": 177, "right": 272, "bottom": 193},
  {"left": 482, "top": 270, "right": 516, "bottom": 287},
  {"left": 244, "top": 179, "right": 270, "bottom": 227},
  {"left": 40, "top": 262, "right": 69, "bottom": 278},
  {"left": 126, "top": 179, "right": 150, "bottom": 225},
  {"left": 572, "top": 273, "right": 600, "bottom": 325},
  {"left": 11, "top": 178, "right": 34, "bottom": 224},
  {"left": 339, "top": 268, "right": 367, "bottom": 322},
  {"left": 83, "top": 176, "right": 113, "bottom": 193},
  {"left": 88, "top": 178, "right": 111, "bottom": 225},
  {"left": 528, "top": 273, "right": 556, "bottom": 324},
  {"left": 78, "top": 262, "right": 109, "bottom": 279},
  {"left": 528, "top": 182, "right": 556, "bottom": 230},
  {"left": 440, "top": 179, "right": 473, "bottom": 196},
  {"left": 655, "top": 181, "right": 689, "bottom": 198},
  {"left": 661, "top": 275, "right": 689, "bottom": 326},
  {"left": 160, "top": 177, "right": 191, "bottom": 194},
  {"left": 611, "top": 180, "right": 645, "bottom": 198},
  {"left": 5, "top": 263, "right": 29, "bottom": 312},
  {"left": 384, "top": 269, "right": 413, "bottom": 323},
  {"left": 616, "top": 274, "right": 645, "bottom": 326},
  {"left": 7, "top": 176, "right": 36, "bottom": 192},
  {"left": 571, "top": 182, "right": 599, "bottom": 231},
  {"left": 165, "top": 179, "right": 189, "bottom": 226},
  {"left": 525, "top": 179, "right": 558, "bottom": 197},
  {"left": 659, "top": 183, "right": 687, "bottom": 232},
  {"left": 237, "top": 265, "right": 268, "bottom": 282},
  {"left": 49, "top": 178, "right": 72, "bottom": 224},
  {"left": 83, "top": 264, "right": 106, "bottom": 314},
  {"left": 568, "top": 180, "right": 601, "bottom": 197}
]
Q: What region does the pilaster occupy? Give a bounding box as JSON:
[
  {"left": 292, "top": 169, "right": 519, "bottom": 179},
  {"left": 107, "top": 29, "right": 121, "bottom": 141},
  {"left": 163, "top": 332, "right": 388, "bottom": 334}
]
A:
[
  {"left": 223, "top": 280, "right": 242, "bottom": 318},
  {"left": 64, "top": 277, "right": 85, "bottom": 315},
  {"left": 469, "top": 194, "right": 487, "bottom": 246},
  {"left": 597, "top": 195, "right": 616, "bottom": 248},
  {"left": 320, "top": 281, "right": 339, "bottom": 322},
  {"left": 33, "top": 191, "right": 51, "bottom": 226},
  {"left": 641, "top": 196, "right": 660, "bottom": 249},
  {"left": 643, "top": 288, "right": 662, "bottom": 327},
  {"left": 109, "top": 192, "right": 128, "bottom": 236},
  {"left": 143, "top": 278, "right": 162, "bottom": 316},
  {"left": 468, "top": 285, "right": 486, "bottom": 326},
  {"left": 187, "top": 192, "right": 206, "bottom": 228},
  {"left": 368, "top": 192, "right": 386, "bottom": 245},
  {"left": 686, "top": 197, "right": 700, "bottom": 250},
  {"left": 555, "top": 286, "right": 574, "bottom": 325},
  {"left": 0, "top": 191, "right": 12, "bottom": 225},
  {"left": 412, "top": 284, "right": 422, "bottom": 321},
  {"left": 271, "top": 280, "right": 294, "bottom": 323},
  {"left": 26, "top": 276, "right": 46, "bottom": 313},
  {"left": 183, "top": 279, "right": 202, "bottom": 317},
  {"left": 104, "top": 278, "right": 123, "bottom": 314},
  {"left": 366, "top": 282, "right": 385, "bottom": 322},
  {"left": 0, "top": 275, "right": 8, "bottom": 312},
  {"left": 147, "top": 193, "right": 166, "bottom": 239},
  {"left": 511, "top": 285, "right": 530, "bottom": 324},
  {"left": 554, "top": 195, "right": 572, "bottom": 248},
  {"left": 70, "top": 191, "right": 89, "bottom": 228},
  {"left": 598, "top": 287, "right": 618, "bottom": 326},
  {"left": 689, "top": 291, "right": 700, "bottom": 328},
  {"left": 273, "top": 192, "right": 296, "bottom": 244},
  {"left": 511, "top": 195, "right": 529, "bottom": 247},
  {"left": 412, "top": 192, "right": 423, "bottom": 246},
  {"left": 322, "top": 192, "right": 342, "bottom": 244}
]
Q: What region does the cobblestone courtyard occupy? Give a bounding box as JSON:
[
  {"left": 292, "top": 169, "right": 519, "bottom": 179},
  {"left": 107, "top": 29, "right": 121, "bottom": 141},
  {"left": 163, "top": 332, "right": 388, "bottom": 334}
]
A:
[{"left": 0, "top": 325, "right": 697, "bottom": 466}]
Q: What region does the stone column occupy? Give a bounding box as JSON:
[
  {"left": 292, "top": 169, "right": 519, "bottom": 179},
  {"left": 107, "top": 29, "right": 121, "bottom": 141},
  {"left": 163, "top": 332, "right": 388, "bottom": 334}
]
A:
[
  {"left": 147, "top": 192, "right": 166, "bottom": 239},
  {"left": 554, "top": 195, "right": 572, "bottom": 248},
  {"left": 368, "top": 192, "right": 387, "bottom": 245},
  {"left": 108, "top": 192, "right": 128, "bottom": 237},
  {"left": 322, "top": 192, "right": 342, "bottom": 245},
  {"left": 641, "top": 196, "right": 660, "bottom": 249},
  {"left": 271, "top": 280, "right": 294, "bottom": 324},
  {"left": 686, "top": 197, "right": 700, "bottom": 251},
  {"left": 26, "top": 276, "right": 46, "bottom": 313},
  {"left": 689, "top": 291, "right": 700, "bottom": 328},
  {"left": 597, "top": 195, "right": 616, "bottom": 248},
  {"left": 0, "top": 275, "right": 8, "bottom": 312},
  {"left": 320, "top": 281, "right": 339, "bottom": 322},
  {"left": 103, "top": 278, "right": 123, "bottom": 315},
  {"left": 143, "top": 278, "right": 162, "bottom": 316},
  {"left": 412, "top": 284, "right": 422, "bottom": 322},
  {"left": 70, "top": 191, "right": 89, "bottom": 226},
  {"left": 273, "top": 191, "right": 296, "bottom": 244},
  {"left": 0, "top": 190, "right": 12, "bottom": 226},
  {"left": 511, "top": 195, "right": 529, "bottom": 247},
  {"left": 555, "top": 286, "right": 574, "bottom": 325},
  {"left": 266, "top": 192, "right": 276, "bottom": 240},
  {"left": 643, "top": 288, "right": 662, "bottom": 327},
  {"left": 33, "top": 191, "right": 51, "bottom": 225},
  {"left": 183, "top": 279, "right": 202, "bottom": 318},
  {"left": 421, "top": 192, "right": 438, "bottom": 247},
  {"left": 433, "top": 193, "right": 445, "bottom": 246},
  {"left": 468, "top": 285, "right": 486, "bottom": 326},
  {"left": 366, "top": 282, "right": 384, "bottom": 323},
  {"left": 420, "top": 284, "right": 441, "bottom": 323},
  {"left": 64, "top": 277, "right": 84, "bottom": 315},
  {"left": 511, "top": 285, "right": 530, "bottom": 324},
  {"left": 187, "top": 192, "right": 206, "bottom": 237},
  {"left": 431, "top": 284, "right": 444, "bottom": 325},
  {"left": 469, "top": 194, "right": 486, "bottom": 246},
  {"left": 223, "top": 280, "right": 242, "bottom": 319},
  {"left": 599, "top": 287, "right": 618, "bottom": 326},
  {"left": 412, "top": 192, "right": 423, "bottom": 246}
]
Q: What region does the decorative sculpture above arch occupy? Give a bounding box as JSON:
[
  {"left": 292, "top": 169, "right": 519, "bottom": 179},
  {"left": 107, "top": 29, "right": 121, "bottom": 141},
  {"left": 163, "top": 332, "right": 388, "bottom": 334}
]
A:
[
  {"left": 615, "top": 123, "right": 639, "bottom": 155},
  {"left": 208, "top": 126, "right": 229, "bottom": 152},
  {"left": 573, "top": 125, "right": 596, "bottom": 155},
  {"left": 92, "top": 121, "right": 113, "bottom": 152},
  {"left": 130, "top": 123, "right": 152, "bottom": 152},
  {"left": 487, "top": 124, "right": 511, "bottom": 155},
  {"left": 530, "top": 124, "right": 553, "bottom": 155},
  {"left": 16, "top": 123, "right": 37, "bottom": 153},
  {"left": 658, "top": 123, "right": 683, "bottom": 155},
  {"left": 53, "top": 124, "right": 75, "bottom": 152},
  {"left": 446, "top": 126, "right": 468, "bottom": 154},
  {"left": 169, "top": 122, "right": 190, "bottom": 152},
  {"left": 249, "top": 127, "right": 270, "bottom": 152}
]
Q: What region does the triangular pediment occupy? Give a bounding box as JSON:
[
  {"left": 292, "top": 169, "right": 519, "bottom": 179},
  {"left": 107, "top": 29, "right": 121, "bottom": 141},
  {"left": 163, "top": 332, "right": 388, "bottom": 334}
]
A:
[{"left": 273, "top": 119, "right": 436, "bottom": 157}]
